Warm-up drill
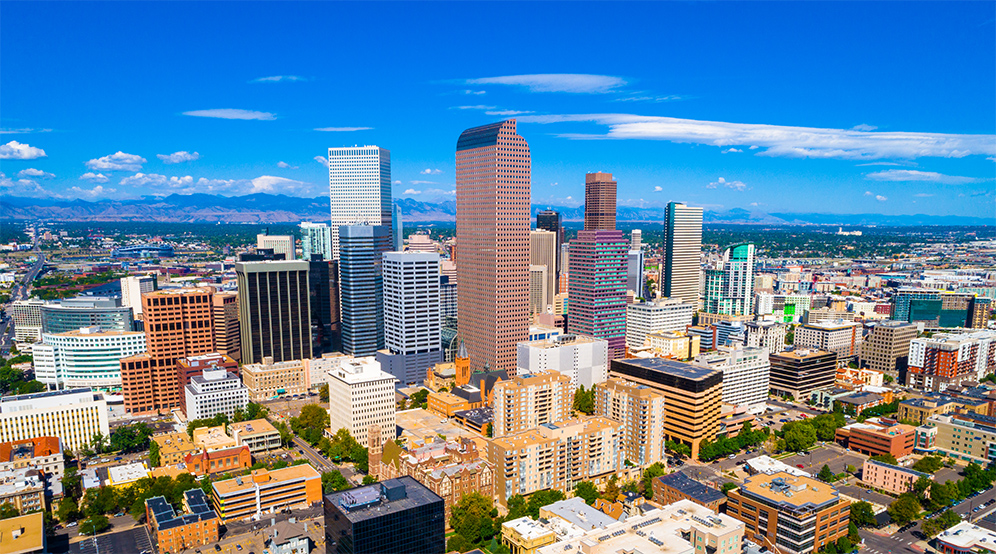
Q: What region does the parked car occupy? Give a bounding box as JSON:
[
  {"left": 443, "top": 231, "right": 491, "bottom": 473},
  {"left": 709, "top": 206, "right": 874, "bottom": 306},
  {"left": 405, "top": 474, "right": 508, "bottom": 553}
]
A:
[
  {"left": 237, "top": 545, "right": 243, "bottom": 551},
  {"left": 728, "top": 454, "right": 736, "bottom": 459},
  {"left": 215, "top": 545, "right": 222, "bottom": 552},
  {"left": 797, "top": 464, "right": 805, "bottom": 469}
]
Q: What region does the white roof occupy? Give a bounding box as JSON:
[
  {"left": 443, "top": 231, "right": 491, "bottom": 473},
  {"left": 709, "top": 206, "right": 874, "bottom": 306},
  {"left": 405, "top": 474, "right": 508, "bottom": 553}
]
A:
[
  {"left": 938, "top": 522, "right": 996, "bottom": 549},
  {"left": 746, "top": 455, "right": 811, "bottom": 477},
  {"left": 107, "top": 462, "right": 149, "bottom": 484}
]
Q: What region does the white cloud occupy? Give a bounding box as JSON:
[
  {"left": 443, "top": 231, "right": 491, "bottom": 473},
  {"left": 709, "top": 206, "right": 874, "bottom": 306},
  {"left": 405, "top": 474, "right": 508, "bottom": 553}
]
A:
[
  {"left": 80, "top": 172, "right": 110, "bottom": 183},
  {"left": 914, "top": 193, "right": 934, "bottom": 197},
  {"left": 393, "top": 180, "right": 402, "bottom": 185},
  {"left": 516, "top": 113, "right": 996, "bottom": 160},
  {"left": 864, "top": 191, "right": 874, "bottom": 196},
  {"left": 464, "top": 90, "right": 486, "bottom": 95},
  {"left": 452, "top": 105, "right": 498, "bottom": 110},
  {"left": 247, "top": 176, "right": 308, "bottom": 194},
  {"left": 18, "top": 168, "right": 54, "bottom": 179},
  {"left": 119, "top": 173, "right": 193, "bottom": 187},
  {"left": 410, "top": 180, "right": 438, "bottom": 185},
  {"left": 749, "top": 145, "right": 759, "bottom": 150},
  {"left": 866, "top": 169, "right": 981, "bottom": 185},
  {"left": 550, "top": 182, "right": 558, "bottom": 187},
  {"left": 749, "top": 202, "right": 765, "bottom": 207},
  {"left": 250, "top": 75, "right": 307, "bottom": 83},
  {"left": 0, "top": 172, "right": 50, "bottom": 197},
  {"left": 653, "top": 186, "right": 663, "bottom": 192},
  {"left": 314, "top": 127, "right": 373, "bottom": 132},
  {"left": 116, "top": 172, "right": 311, "bottom": 195},
  {"left": 86, "top": 151, "right": 146, "bottom": 172},
  {"left": 614, "top": 95, "right": 684, "bottom": 103},
  {"left": 467, "top": 74, "right": 626, "bottom": 93},
  {"left": 0, "top": 141, "right": 47, "bottom": 160},
  {"left": 852, "top": 124, "right": 878, "bottom": 131},
  {"left": 403, "top": 189, "right": 422, "bottom": 195},
  {"left": 277, "top": 161, "right": 298, "bottom": 169},
  {"left": 157, "top": 151, "right": 200, "bottom": 164},
  {"left": 485, "top": 110, "right": 535, "bottom": 116},
  {"left": 856, "top": 162, "right": 905, "bottom": 166},
  {"left": 722, "top": 148, "right": 743, "bottom": 154},
  {"left": 315, "top": 156, "right": 328, "bottom": 167},
  {"left": 0, "top": 128, "right": 52, "bottom": 134},
  {"left": 183, "top": 109, "right": 276, "bottom": 120},
  {"left": 876, "top": 195, "right": 888, "bottom": 202},
  {"left": 707, "top": 177, "right": 747, "bottom": 191},
  {"left": 423, "top": 188, "right": 455, "bottom": 196},
  {"left": 68, "top": 185, "right": 115, "bottom": 198},
  {"left": 420, "top": 169, "right": 443, "bottom": 175}
]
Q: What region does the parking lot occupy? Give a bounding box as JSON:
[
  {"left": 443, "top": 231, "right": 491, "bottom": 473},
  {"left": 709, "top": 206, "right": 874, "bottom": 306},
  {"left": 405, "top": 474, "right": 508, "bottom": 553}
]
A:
[
  {"left": 792, "top": 448, "right": 867, "bottom": 476},
  {"left": 263, "top": 393, "right": 323, "bottom": 421},
  {"left": 935, "top": 467, "right": 963, "bottom": 485},
  {"left": 71, "top": 525, "right": 153, "bottom": 554},
  {"left": 837, "top": 484, "right": 896, "bottom": 508}
]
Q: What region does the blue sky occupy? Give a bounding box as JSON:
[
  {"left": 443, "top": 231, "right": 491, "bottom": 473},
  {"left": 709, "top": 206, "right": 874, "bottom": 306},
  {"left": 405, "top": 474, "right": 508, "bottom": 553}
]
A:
[{"left": 1, "top": 1, "right": 994, "bottom": 218}]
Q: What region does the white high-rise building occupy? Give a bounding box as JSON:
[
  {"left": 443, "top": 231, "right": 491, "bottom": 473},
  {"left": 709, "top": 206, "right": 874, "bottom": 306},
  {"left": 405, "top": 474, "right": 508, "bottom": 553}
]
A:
[
  {"left": 517, "top": 334, "right": 609, "bottom": 389},
  {"left": 328, "top": 146, "right": 392, "bottom": 260},
  {"left": 630, "top": 229, "right": 642, "bottom": 251},
  {"left": 33, "top": 326, "right": 146, "bottom": 388},
  {"left": 663, "top": 202, "right": 703, "bottom": 306},
  {"left": 743, "top": 320, "right": 787, "bottom": 354},
  {"left": 256, "top": 234, "right": 295, "bottom": 260},
  {"left": 695, "top": 346, "right": 770, "bottom": 411},
  {"left": 376, "top": 252, "right": 442, "bottom": 385},
  {"left": 9, "top": 299, "right": 48, "bottom": 343},
  {"left": 625, "top": 298, "right": 695, "bottom": 350},
  {"left": 120, "top": 275, "right": 157, "bottom": 317},
  {"left": 300, "top": 222, "right": 333, "bottom": 261},
  {"left": 327, "top": 357, "right": 397, "bottom": 447},
  {"left": 184, "top": 369, "right": 250, "bottom": 421},
  {"left": 627, "top": 250, "right": 645, "bottom": 297},
  {"left": 0, "top": 388, "right": 109, "bottom": 453},
  {"left": 796, "top": 320, "right": 862, "bottom": 364}
]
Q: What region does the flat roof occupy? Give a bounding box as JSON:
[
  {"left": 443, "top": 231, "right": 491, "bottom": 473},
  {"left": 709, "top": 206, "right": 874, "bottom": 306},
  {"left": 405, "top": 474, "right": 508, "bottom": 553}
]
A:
[
  {"left": 325, "top": 476, "right": 442, "bottom": 523},
  {"left": 611, "top": 357, "right": 720, "bottom": 381},
  {"left": 107, "top": 462, "right": 149, "bottom": 484},
  {"left": 542, "top": 497, "right": 618, "bottom": 531},
  {"left": 937, "top": 522, "right": 996, "bottom": 550},
  {"left": 745, "top": 455, "right": 811, "bottom": 478},
  {"left": 0, "top": 512, "right": 43, "bottom": 554},
  {"left": 228, "top": 418, "right": 278, "bottom": 436},
  {"left": 656, "top": 472, "right": 726, "bottom": 504},
  {"left": 739, "top": 471, "right": 841, "bottom": 511},
  {"left": 502, "top": 516, "right": 556, "bottom": 541},
  {"left": 213, "top": 465, "right": 320, "bottom": 497}
]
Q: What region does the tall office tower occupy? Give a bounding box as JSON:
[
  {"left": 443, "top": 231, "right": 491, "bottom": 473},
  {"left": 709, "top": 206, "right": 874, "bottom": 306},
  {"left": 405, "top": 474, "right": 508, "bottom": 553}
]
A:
[
  {"left": 528, "top": 266, "right": 549, "bottom": 315},
  {"left": 120, "top": 288, "right": 216, "bottom": 415},
  {"left": 393, "top": 204, "right": 403, "bottom": 252},
  {"left": 439, "top": 275, "right": 457, "bottom": 321},
  {"left": 8, "top": 299, "right": 47, "bottom": 343},
  {"left": 536, "top": 209, "right": 563, "bottom": 276},
  {"left": 663, "top": 201, "right": 703, "bottom": 305},
  {"left": 559, "top": 242, "right": 571, "bottom": 294},
  {"left": 120, "top": 275, "right": 157, "bottom": 317},
  {"left": 377, "top": 252, "right": 442, "bottom": 384},
  {"left": 300, "top": 222, "right": 333, "bottom": 261},
  {"left": 703, "top": 243, "right": 756, "bottom": 316},
  {"left": 584, "top": 172, "right": 617, "bottom": 231},
  {"left": 235, "top": 261, "right": 313, "bottom": 364},
  {"left": 492, "top": 371, "right": 572, "bottom": 437},
  {"left": 595, "top": 377, "right": 666, "bottom": 466},
  {"left": 530, "top": 230, "right": 557, "bottom": 311},
  {"left": 627, "top": 249, "right": 645, "bottom": 297},
  {"left": 339, "top": 225, "right": 391, "bottom": 356},
  {"left": 328, "top": 146, "right": 392, "bottom": 260},
  {"left": 455, "top": 120, "right": 530, "bottom": 374},
  {"left": 308, "top": 256, "right": 334, "bottom": 354},
  {"left": 630, "top": 229, "right": 642, "bottom": 251},
  {"left": 212, "top": 292, "right": 240, "bottom": 363},
  {"left": 256, "top": 233, "right": 295, "bottom": 261},
  {"left": 568, "top": 230, "right": 629, "bottom": 360},
  {"left": 859, "top": 320, "right": 917, "bottom": 373}
]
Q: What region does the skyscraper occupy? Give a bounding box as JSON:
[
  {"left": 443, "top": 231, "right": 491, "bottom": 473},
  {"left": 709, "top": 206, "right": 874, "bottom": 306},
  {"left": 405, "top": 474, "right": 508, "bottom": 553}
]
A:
[
  {"left": 120, "top": 274, "right": 157, "bottom": 317},
  {"left": 627, "top": 249, "right": 645, "bottom": 297},
  {"left": 328, "top": 146, "right": 392, "bottom": 260},
  {"left": 308, "top": 255, "right": 334, "bottom": 354},
  {"left": 256, "top": 233, "right": 295, "bottom": 261},
  {"left": 212, "top": 292, "right": 241, "bottom": 362},
  {"left": 377, "top": 252, "right": 442, "bottom": 384},
  {"left": 536, "top": 209, "right": 562, "bottom": 276},
  {"left": 568, "top": 230, "right": 629, "bottom": 360},
  {"left": 529, "top": 230, "right": 557, "bottom": 311},
  {"left": 339, "top": 225, "right": 391, "bottom": 356},
  {"left": 584, "top": 172, "right": 617, "bottom": 231},
  {"left": 300, "top": 222, "right": 333, "bottom": 261},
  {"left": 235, "top": 261, "right": 312, "bottom": 364},
  {"left": 630, "top": 229, "right": 642, "bottom": 251},
  {"left": 393, "top": 203, "right": 403, "bottom": 252},
  {"left": 663, "top": 201, "right": 703, "bottom": 306},
  {"left": 703, "top": 243, "right": 756, "bottom": 316},
  {"left": 455, "top": 120, "right": 530, "bottom": 374}
]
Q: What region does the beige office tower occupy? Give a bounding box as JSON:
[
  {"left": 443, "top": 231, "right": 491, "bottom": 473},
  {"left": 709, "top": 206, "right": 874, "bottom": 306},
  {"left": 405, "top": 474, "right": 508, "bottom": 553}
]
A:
[
  {"left": 584, "top": 172, "right": 617, "bottom": 231},
  {"left": 120, "top": 275, "right": 157, "bottom": 317},
  {"left": 663, "top": 201, "right": 703, "bottom": 305},
  {"left": 631, "top": 229, "right": 642, "bottom": 250},
  {"left": 256, "top": 234, "right": 295, "bottom": 260},
  {"left": 530, "top": 230, "right": 557, "bottom": 310},
  {"left": 492, "top": 371, "right": 572, "bottom": 437},
  {"left": 859, "top": 320, "right": 917, "bottom": 373},
  {"left": 529, "top": 266, "right": 549, "bottom": 315},
  {"left": 595, "top": 377, "right": 666, "bottom": 466},
  {"left": 213, "top": 292, "right": 241, "bottom": 363}
]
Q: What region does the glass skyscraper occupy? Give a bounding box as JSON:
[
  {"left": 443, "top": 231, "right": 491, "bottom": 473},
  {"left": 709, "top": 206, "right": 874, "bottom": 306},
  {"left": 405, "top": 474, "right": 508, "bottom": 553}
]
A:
[{"left": 338, "top": 225, "right": 391, "bottom": 356}]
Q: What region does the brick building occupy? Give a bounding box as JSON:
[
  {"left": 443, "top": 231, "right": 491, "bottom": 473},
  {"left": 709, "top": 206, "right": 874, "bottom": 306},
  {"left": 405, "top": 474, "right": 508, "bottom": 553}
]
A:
[
  {"left": 183, "top": 446, "right": 251, "bottom": 476},
  {"left": 146, "top": 489, "right": 219, "bottom": 554}
]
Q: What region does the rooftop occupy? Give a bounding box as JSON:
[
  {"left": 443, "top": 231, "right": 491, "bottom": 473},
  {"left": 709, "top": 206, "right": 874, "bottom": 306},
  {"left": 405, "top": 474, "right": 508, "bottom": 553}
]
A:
[
  {"left": 502, "top": 516, "right": 556, "bottom": 541},
  {"left": 0, "top": 512, "right": 43, "bottom": 554},
  {"left": 738, "top": 471, "right": 842, "bottom": 511},
  {"left": 611, "top": 357, "right": 721, "bottom": 381},
  {"left": 770, "top": 348, "right": 835, "bottom": 361},
  {"left": 152, "top": 432, "right": 198, "bottom": 456},
  {"left": 521, "top": 334, "right": 607, "bottom": 349},
  {"left": 864, "top": 459, "right": 931, "bottom": 479},
  {"left": 325, "top": 476, "right": 442, "bottom": 523},
  {"left": 107, "top": 462, "right": 149, "bottom": 485},
  {"left": 836, "top": 392, "right": 885, "bottom": 406},
  {"left": 937, "top": 522, "right": 996, "bottom": 550},
  {"left": 656, "top": 472, "right": 727, "bottom": 505},
  {"left": 57, "top": 327, "right": 143, "bottom": 338},
  {"left": 542, "top": 497, "right": 619, "bottom": 531},
  {"left": 0, "top": 436, "right": 60, "bottom": 462},
  {"left": 213, "top": 465, "right": 320, "bottom": 497},
  {"left": 745, "top": 456, "right": 811, "bottom": 478},
  {"left": 228, "top": 419, "right": 277, "bottom": 437},
  {"left": 147, "top": 489, "right": 217, "bottom": 531}
]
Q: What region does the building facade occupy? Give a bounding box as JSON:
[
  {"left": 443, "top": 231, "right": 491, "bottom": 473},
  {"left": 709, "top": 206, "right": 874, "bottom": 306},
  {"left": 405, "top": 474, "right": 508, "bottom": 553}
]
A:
[
  {"left": 0, "top": 389, "right": 109, "bottom": 453},
  {"left": 33, "top": 326, "right": 146, "bottom": 389},
  {"left": 743, "top": 320, "right": 787, "bottom": 354},
  {"left": 121, "top": 275, "right": 157, "bottom": 317},
  {"left": 492, "top": 371, "right": 572, "bottom": 437},
  {"left": 796, "top": 320, "right": 862, "bottom": 365},
  {"left": 703, "top": 243, "right": 756, "bottom": 317},
  {"left": 236, "top": 261, "right": 312, "bottom": 364},
  {"left": 583, "top": 172, "right": 617, "bottom": 231},
  {"left": 695, "top": 347, "right": 770, "bottom": 411},
  {"left": 327, "top": 357, "right": 397, "bottom": 447},
  {"left": 257, "top": 234, "right": 295, "bottom": 260},
  {"left": 568, "top": 230, "right": 628, "bottom": 360},
  {"left": 769, "top": 349, "right": 837, "bottom": 401},
  {"left": 625, "top": 299, "right": 695, "bottom": 350},
  {"left": 338, "top": 225, "right": 391, "bottom": 356},
  {"left": 300, "top": 222, "right": 333, "bottom": 261},
  {"left": 595, "top": 377, "right": 666, "bottom": 466},
  {"left": 213, "top": 465, "right": 322, "bottom": 522},
  {"left": 241, "top": 357, "right": 307, "bottom": 401},
  {"left": 530, "top": 230, "right": 557, "bottom": 311},
  {"left": 379, "top": 252, "right": 442, "bottom": 384},
  {"left": 861, "top": 459, "right": 930, "bottom": 495},
  {"left": 663, "top": 202, "right": 703, "bottom": 306},
  {"left": 516, "top": 334, "right": 609, "bottom": 390},
  {"left": 327, "top": 145, "right": 392, "bottom": 260},
  {"left": 184, "top": 369, "right": 249, "bottom": 421},
  {"left": 212, "top": 292, "right": 241, "bottom": 363},
  {"left": 146, "top": 490, "right": 219, "bottom": 554},
  {"left": 907, "top": 330, "right": 996, "bottom": 391}
]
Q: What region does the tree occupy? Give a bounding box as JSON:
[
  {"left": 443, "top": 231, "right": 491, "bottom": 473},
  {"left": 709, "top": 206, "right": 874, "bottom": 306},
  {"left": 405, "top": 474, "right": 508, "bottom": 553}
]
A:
[
  {"left": 447, "top": 534, "right": 473, "bottom": 553},
  {"left": 90, "top": 432, "right": 107, "bottom": 455},
  {"left": 574, "top": 481, "right": 599, "bottom": 505},
  {"left": 362, "top": 475, "right": 378, "bottom": 485},
  {"left": 409, "top": 389, "right": 429, "bottom": 409},
  {"left": 912, "top": 455, "right": 944, "bottom": 474},
  {"left": 848, "top": 521, "right": 860, "bottom": 544},
  {"left": 506, "top": 495, "right": 528, "bottom": 520},
  {"left": 888, "top": 496, "right": 922, "bottom": 526},
  {"left": 320, "top": 384, "right": 329, "bottom": 403},
  {"left": 321, "top": 470, "right": 351, "bottom": 493},
  {"left": 870, "top": 454, "right": 898, "bottom": 465},
  {"left": 572, "top": 385, "right": 595, "bottom": 415},
  {"left": 818, "top": 464, "right": 834, "bottom": 483},
  {"left": 80, "top": 514, "right": 110, "bottom": 535},
  {"left": 484, "top": 423, "right": 493, "bottom": 438},
  {"left": 884, "top": 375, "right": 894, "bottom": 384},
  {"left": 0, "top": 503, "right": 19, "bottom": 520},
  {"left": 450, "top": 493, "right": 496, "bottom": 546},
  {"left": 298, "top": 404, "right": 330, "bottom": 431},
  {"left": 57, "top": 497, "right": 81, "bottom": 523},
  {"left": 783, "top": 423, "right": 817, "bottom": 452},
  {"left": 665, "top": 440, "right": 691, "bottom": 459},
  {"left": 527, "top": 490, "right": 566, "bottom": 518},
  {"left": 836, "top": 537, "right": 853, "bottom": 553},
  {"left": 109, "top": 422, "right": 155, "bottom": 453},
  {"left": 149, "top": 440, "right": 160, "bottom": 468},
  {"left": 721, "top": 482, "right": 738, "bottom": 496},
  {"left": 641, "top": 463, "right": 667, "bottom": 499},
  {"left": 849, "top": 501, "right": 876, "bottom": 527}
]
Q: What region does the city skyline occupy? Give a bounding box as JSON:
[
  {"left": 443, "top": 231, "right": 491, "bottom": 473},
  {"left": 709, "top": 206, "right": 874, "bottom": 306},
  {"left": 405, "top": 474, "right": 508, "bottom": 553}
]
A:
[{"left": 1, "top": 2, "right": 994, "bottom": 219}]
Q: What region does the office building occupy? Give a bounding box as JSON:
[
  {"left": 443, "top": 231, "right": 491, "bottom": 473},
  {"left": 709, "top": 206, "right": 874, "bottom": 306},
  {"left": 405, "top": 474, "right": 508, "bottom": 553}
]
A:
[
  {"left": 377, "top": 252, "right": 442, "bottom": 384},
  {"left": 517, "top": 334, "right": 609, "bottom": 389},
  {"left": 859, "top": 320, "right": 916, "bottom": 374},
  {"left": 768, "top": 349, "right": 837, "bottom": 402},
  {"left": 0, "top": 388, "right": 108, "bottom": 452},
  {"left": 213, "top": 465, "right": 322, "bottom": 522},
  {"left": 300, "top": 222, "right": 332, "bottom": 261},
  {"left": 703, "top": 243, "right": 755, "bottom": 317},
  {"left": 327, "top": 145, "right": 392, "bottom": 260},
  {"left": 536, "top": 210, "right": 562, "bottom": 278},
  {"left": 120, "top": 288, "right": 216, "bottom": 415},
  {"left": 727, "top": 472, "right": 850, "bottom": 554},
  {"left": 568, "top": 230, "right": 628, "bottom": 360},
  {"left": 456, "top": 120, "right": 530, "bottom": 375},
  {"left": 627, "top": 249, "right": 645, "bottom": 298},
  {"left": 927, "top": 412, "right": 996, "bottom": 464},
  {"left": 0, "top": 512, "right": 44, "bottom": 554},
  {"left": 308, "top": 255, "right": 337, "bottom": 354},
  {"left": 936, "top": 522, "right": 996, "bottom": 554},
  {"left": 530, "top": 230, "right": 557, "bottom": 311},
  {"left": 492, "top": 371, "right": 572, "bottom": 437},
  {"left": 8, "top": 299, "right": 46, "bottom": 343},
  {"left": 755, "top": 293, "right": 812, "bottom": 324},
  {"left": 338, "top": 225, "right": 391, "bottom": 356},
  {"left": 121, "top": 274, "right": 157, "bottom": 317},
  {"left": 897, "top": 394, "right": 988, "bottom": 425},
  {"left": 146, "top": 489, "right": 219, "bottom": 554},
  {"left": 907, "top": 330, "right": 996, "bottom": 391},
  {"left": 642, "top": 330, "right": 701, "bottom": 360},
  {"left": 835, "top": 419, "right": 916, "bottom": 458},
  {"left": 212, "top": 292, "right": 241, "bottom": 362},
  {"left": 609, "top": 358, "right": 723, "bottom": 459},
  {"left": 625, "top": 299, "right": 695, "bottom": 350},
  {"left": 177, "top": 352, "right": 239, "bottom": 387},
  {"left": 327, "top": 357, "right": 396, "bottom": 447},
  {"left": 236, "top": 260, "right": 312, "bottom": 364},
  {"left": 529, "top": 266, "right": 548, "bottom": 315},
  {"left": 257, "top": 233, "right": 295, "bottom": 261},
  {"left": 228, "top": 419, "right": 282, "bottom": 453},
  {"left": 489, "top": 417, "right": 624, "bottom": 505},
  {"left": 323, "top": 477, "right": 445, "bottom": 554},
  {"left": 796, "top": 320, "right": 862, "bottom": 365},
  {"left": 184, "top": 369, "right": 249, "bottom": 421},
  {"left": 584, "top": 172, "right": 617, "bottom": 231},
  {"left": 41, "top": 296, "right": 134, "bottom": 334},
  {"left": 802, "top": 308, "right": 855, "bottom": 325},
  {"left": 891, "top": 288, "right": 983, "bottom": 328},
  {"left": 743, "top": 321, "right": 787, "bottom": 355},
  {"left": 595, "top": 377, "right": 666, "bottom": 466},
  {"left": 0, "top": 436, "right": 63, "bottom": 481},
  {"left": 652, "top": 471, "right": 727, "bottom": 512},
  {"left": 392, "top": 204, "right": 403, "bottom": 252},
  {"left": 33, "top": 326, "right": 146, "bottom": 389},
  {"left": 241, "top": 357, "right": 307, "bottom": 401},
  {"left": 663, "top": 201, "right": 703, "bottom": 306},
  {"left": 695, "top": 347, "right": 770, "bottom": 411},
  {"left": 439, "top": 274, "right": 457, "bottom": 321}
]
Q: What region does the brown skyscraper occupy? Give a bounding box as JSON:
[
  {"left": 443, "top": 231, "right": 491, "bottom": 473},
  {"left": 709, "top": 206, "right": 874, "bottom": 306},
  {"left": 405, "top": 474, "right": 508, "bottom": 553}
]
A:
[
  {"left": 120, "top": 288, "right": 217, "bottom": 415},
  {"left": 584, "top": 172, "right": 617, "bottom": 231},
  {"left": 456, "top": 120, "right": 530, "bottom": 374},
  {"left": 213, "top": 292, "right": 241, "bottom": 363}
]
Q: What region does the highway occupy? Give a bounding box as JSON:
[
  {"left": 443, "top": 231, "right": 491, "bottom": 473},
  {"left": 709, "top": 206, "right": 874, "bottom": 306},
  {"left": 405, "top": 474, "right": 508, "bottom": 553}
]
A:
[{"left": 1, "top": 246, "right": 44, "bottom": 357}]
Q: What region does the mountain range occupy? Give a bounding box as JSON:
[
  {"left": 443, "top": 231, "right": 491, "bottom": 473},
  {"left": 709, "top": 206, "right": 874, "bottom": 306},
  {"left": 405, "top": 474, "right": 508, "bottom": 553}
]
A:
[{"left": 1, "top": 194, "right": 991, "bottom": 226}]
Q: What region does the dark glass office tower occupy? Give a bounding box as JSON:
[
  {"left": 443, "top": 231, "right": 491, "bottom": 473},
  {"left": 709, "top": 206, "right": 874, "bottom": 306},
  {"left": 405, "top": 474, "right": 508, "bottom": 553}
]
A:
[
  {"left": 536, "top": 209, "right": 562, "bottom": 276},
  {"left": 309, "top": 254, "right": 337, "bottom": 354},
  {"left": 324, "top": 477, "right": 445, "bottom": 554},
  {"left": 339, "top": 225, "right": 391, "bottom": 356},
  {"left": 235, "top": 260, "right": 313, "bottom": 364}
]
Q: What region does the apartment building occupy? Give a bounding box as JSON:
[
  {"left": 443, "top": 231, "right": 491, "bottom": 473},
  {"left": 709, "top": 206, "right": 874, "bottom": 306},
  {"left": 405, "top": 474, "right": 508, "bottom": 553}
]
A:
[
  {"left": 859, "top": 321, "right": 916, "bottom": 374},
  {"left": 695, "top": 347, "right": 770, "bottom": 411},
  {"left": 516, "top": 334, "right": 609, "bottom": 390},
  {"left": 492, "top": 371, "right": 572, "bottom": 438},
  {"left": 0, "top": 469, "right": 45, "bottom": 514},
  {"left": 151, "top": 433, "right": 199, "bottom": 467},
  {"left": 727, "top": 472, "right": 850, "bottom": 554},
  {"left": 927, "top": 412, "right": 996, "bottom": 464},
  {"left": 327, "top": 357, "right": 397, "bottom": 447},
  {"left": 907, "top": 330, "right": 996, "bottom": 391},
  {"left": 489, "top": 417, "right": 624, "bottom": 506},
  {"left": 228, "top": 419, "right": 282, "bottom": 453},
  {"left": 0, "top": 389, "right": 109, "bottom": 453},
  {"left": 641, "top": 330, "right": 701, "bottom": 360},
  {"left": 861, "top": 459, "right": 931, "bottom": 495},
  {"left": 743, "top": 320, "right": 787, "bottom": 355},
  {"left": 594, "top": 378, "right": 666, "bottom": 466},
  {"left": 0, "top": 436, "right": 63, "bottom": 481},
  {"left": 624, "top": 299, "right": 695, "bottom": 350},
  {"left": 241, "top": 357, "right": 307, "bottom": 401},
  {"left": 768, "top": 349, "right": 837, "bottom": 402},
  {"left": 795, "top": 320, "right": 861, "bottom": 366},
  {"left": 609, "top": 358, "right": 723, "bottom": 459},
  {"left": 212, "top": 466, "right": 322, "bottom": 522},
  {"left": 146, "top": 489, "right": 219, "bottom": 554},
  {"left": 898, "top": 394, "right": 989, "bottom": 425}
]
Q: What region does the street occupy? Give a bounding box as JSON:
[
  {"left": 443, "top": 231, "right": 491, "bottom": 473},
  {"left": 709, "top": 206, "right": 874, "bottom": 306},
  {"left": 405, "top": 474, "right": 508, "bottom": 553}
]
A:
[
  {"left": 292, "top": 436, "right": 357, "bottom": 483},
  {"left": 1, "top": 246, "right": 44, "bottom": 357}
]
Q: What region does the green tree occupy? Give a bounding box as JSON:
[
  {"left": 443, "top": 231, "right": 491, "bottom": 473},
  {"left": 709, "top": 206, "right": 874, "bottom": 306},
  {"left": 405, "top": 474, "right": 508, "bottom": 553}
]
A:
[
  {"left": 62, "top": 467, "right": 82, "bottom": 500},
  {"left": 848, "top": 521, "right": 860, "bottom": 544},
  {"left": 888, "top": 496, "right": 922, "bottom": 526},
  {"left": 446, "top": 534, "right": 473, "bottom": 553},
  {"left": 320, "top": 384, "right": 330, "bottom": 403},
  {"left": 836, "top": 537, "right": 853, "bottom": 553},
  {"left": 506, "top": 495, "right": 528, "bottom": 520},
  {"left": 0, "top": 503, "right": 18, "bottom": 520},
  {"left": 409, "top": 389, "right": 429, "bottom": 409},
  {"left": 912, "top": 456, "right": 944, "bottom": 473},
  {"left": 90, "top": 432, "right": 107, "bottom": 455},
  {"left": 572, "top": 385, "right": 595, "bottom": 415},
  {"left": 818, "top": 464, "right": 834, "bottom": 483},
  {"left": 321, "top": 470, "right": 351, "bottom": 493},
  {"left": 870, "top": 453, "right": 898, "bottom": 465},
  {"left": 80, "top": 514, "right": 110, "bottom": 535},
  {"left": 526, "top": 490, "right": 566, "bottom": 519},
  {"left": 721, "top": 482, "right": 738, "bottom": 496},
  {"left": 149, "top": 440, "right": 160, "bottom": 468},
  {"left": 665, "top": 440, "right": 691, "bottom": 459},
  {"left": 57, "top": 497, "right": 81, "bottom": 523},
  {"left": 783, "top": 422, "right": 817, "bottom": 452},
  {"left": 362, "top": 475, "right": 378, "bottom": 485},
  {"left": 574, "top": 481, "right": 599, "bottom": 505},
  {"left": 450, "top": 492, "right": 496, "bottom": 545},
  {"left": 849, "top": 501, "right": 876, "bottom": 527},
  {"left": 641, "top": 463, "right": 667, "bottom": 499}
]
